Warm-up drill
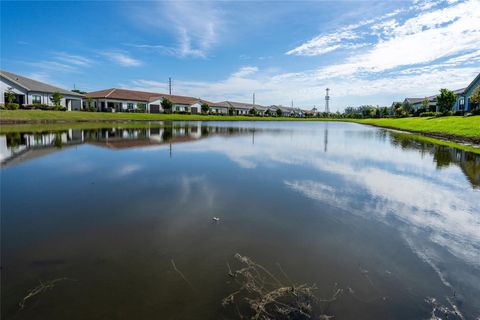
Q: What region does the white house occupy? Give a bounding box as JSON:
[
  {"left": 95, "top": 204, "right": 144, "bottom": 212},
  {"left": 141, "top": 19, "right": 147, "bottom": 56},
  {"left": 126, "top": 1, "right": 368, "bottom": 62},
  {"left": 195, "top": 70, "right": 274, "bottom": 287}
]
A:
[
  {"left": 1, "top": 70, "right": 84, "bottom": 110},
  {"left": 85, "top": 88, "right": 211, "bottom": 113},
  {"left": 269, "top": 105, "right": 305, "bottom": 117},
  {"left": 85, "top": 88, "right": 161, "bottom": 112},
  {"left": 213, "top": 101, "right": 268, "bottom": 115}
]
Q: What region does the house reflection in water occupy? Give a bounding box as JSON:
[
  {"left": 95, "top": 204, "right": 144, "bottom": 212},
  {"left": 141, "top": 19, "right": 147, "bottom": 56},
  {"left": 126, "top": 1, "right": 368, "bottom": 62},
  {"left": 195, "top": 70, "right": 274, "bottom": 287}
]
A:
[
  {"left": 1, "top": 124, "right": 478, "bottom": 188},
  {"left": 0, "top": 123, "right": 258, "bottom": 165}
]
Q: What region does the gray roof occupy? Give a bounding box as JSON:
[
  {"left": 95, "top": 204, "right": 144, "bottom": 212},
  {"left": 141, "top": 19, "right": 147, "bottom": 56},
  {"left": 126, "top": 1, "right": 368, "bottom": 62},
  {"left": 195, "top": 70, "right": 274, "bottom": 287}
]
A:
[
  {"left": 1, "top": 70, "right": 84, "bottom": 97},
  {"left": 405, "top": 87, "right": 468, "bottom": 104},
  {"left": 464, "top": 72, "right": 480, "bottom": 93},
  {"left": 214, "top": 101, "right": 267, "bottom": 110},
  {"left": 270, "top": 105, "right": 304, "bottom": 113}
]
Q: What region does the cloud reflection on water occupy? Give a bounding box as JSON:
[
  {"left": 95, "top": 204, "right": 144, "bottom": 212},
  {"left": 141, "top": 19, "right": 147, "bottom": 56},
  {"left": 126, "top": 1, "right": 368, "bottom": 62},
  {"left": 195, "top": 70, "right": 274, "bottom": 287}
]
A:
[{"left": 174, "top": 123, "right": 480, "bottom": 293}]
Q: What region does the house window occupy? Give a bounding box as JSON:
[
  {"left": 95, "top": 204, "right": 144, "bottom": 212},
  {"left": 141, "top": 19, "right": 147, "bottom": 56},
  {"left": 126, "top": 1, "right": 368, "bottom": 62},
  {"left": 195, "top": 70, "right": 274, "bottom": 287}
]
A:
[
  {"left": 32, "top": 95, "right": 41, "bottom": 104},
  {"left": 127, "top": 103, "right": 134, "bottom": 109}
]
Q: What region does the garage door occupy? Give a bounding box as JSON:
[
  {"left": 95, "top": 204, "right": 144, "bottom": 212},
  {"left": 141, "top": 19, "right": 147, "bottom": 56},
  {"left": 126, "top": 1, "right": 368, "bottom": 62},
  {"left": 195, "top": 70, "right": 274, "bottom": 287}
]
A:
[{"left": 150, "top": 104, "right": 160, "bottom": 113}]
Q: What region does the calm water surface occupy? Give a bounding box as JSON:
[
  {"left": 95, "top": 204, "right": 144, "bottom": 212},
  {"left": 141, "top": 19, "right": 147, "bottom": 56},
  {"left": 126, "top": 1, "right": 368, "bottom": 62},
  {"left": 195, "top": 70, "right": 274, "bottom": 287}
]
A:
[{"left": 1, "top": 121, "right": 479, "bottom": 319}]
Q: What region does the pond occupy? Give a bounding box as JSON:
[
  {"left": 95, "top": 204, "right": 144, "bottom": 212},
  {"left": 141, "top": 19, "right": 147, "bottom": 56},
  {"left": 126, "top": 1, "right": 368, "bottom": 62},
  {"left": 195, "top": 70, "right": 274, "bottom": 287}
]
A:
[{"left": 1, "top": 121, "right": 479, "bottom": 319}]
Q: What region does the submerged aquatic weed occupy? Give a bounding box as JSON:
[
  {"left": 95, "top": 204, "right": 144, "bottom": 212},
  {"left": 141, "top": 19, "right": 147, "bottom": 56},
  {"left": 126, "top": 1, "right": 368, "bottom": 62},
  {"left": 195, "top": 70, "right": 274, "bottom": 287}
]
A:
[
  {"left": 222, "top": 253, "right": 341, "bottom": 319},
  {"left": 19, "top": 277, "right": 74, "bottom": 309}
]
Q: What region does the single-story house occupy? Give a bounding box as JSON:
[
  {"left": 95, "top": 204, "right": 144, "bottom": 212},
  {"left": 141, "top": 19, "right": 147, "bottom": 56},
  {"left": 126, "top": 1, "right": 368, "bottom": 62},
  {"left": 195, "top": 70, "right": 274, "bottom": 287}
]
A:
[
  {"left": 401, "top": 73, "right": 480, "bottom": 113},
  {"left": 213, "top": 101, "right": 268, "bottom": 115},
  {"left": 269, "top": 105, "right": 305, "bottom": 117},
  {"left": 403, "top": 97, "right": 436, "bottom": 112},
  {"left": 167, "top": 95, "right": 211, "bottom": 114},
  {"left": 1, "top": 70, "right": 84, "bottom": 110},
  {"left": 457, "top": 73, "right": 480, "bottom": 112},
  {"left": 85, "top": 88, "right": 162, "bottom": 112},
  {"left": 208, "top": 101, "right": 230, "bottom": 114},
  {"left": 85, "top": 88, "right": 210, "bottom": 113}
]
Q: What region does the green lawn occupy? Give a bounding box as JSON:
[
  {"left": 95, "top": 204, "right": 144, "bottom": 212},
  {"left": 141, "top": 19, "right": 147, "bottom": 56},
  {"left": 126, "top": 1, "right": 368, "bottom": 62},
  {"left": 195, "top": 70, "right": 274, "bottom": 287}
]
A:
[
  {"left": 0, "top": 109, "right": 322, "bottom": 122},
  {"left": 356, "top": 116, "right": 480, "bottom": 139},
  {"left": 1, "top": 110, "right": 479, "bottom": 141}
]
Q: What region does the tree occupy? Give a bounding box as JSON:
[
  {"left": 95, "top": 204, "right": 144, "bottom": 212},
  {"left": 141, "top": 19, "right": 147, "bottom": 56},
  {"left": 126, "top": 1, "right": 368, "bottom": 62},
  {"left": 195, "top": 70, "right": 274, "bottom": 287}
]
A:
[
  {"left": 86, "top": 97, "right": 96, "bottom": 112},
  {"left": 201, "top": 102, "right": 210, "bottom": 113},
  {"left": 403, "top": 101, "right": 413, "bottom": 115},
  {"left": 137, "top": 102, "right": 146, "bottom": 113},
  {"left": 71, "top": 89, "right": 86, "bottom": 94},
  {"left": 5, "top": 87, "right": 16, "bottom": 104},
  {"left": 50, "top": 92, "right": 63, "bottom": 106},
  {"left": 161, "top": 98, "right": 173, "bottom": 114},
  {"left": 381, "top": 107, "right": 389, "bottom": 117},
  {"left": 276, "top": 108, "right": 282, "bottom": 117},
  {"left": 265, "top": 109, "right": 271, "bottom": 117},
  {"left": 394, "top": 106, "right": 405, "bottom": 117},
  {"left": 436, "top": 88, "right": 457, "bottom": 114},
  {"left": 422, "top": 97, "right": 430, "bottom": 111},
  {"left": 470, "top": 86, "right": 480, "bottom": 110},
  {"left": 249, "top": 107, "right": 257, "bottom": 115},
  {"left": 228, "top": 107, "right": 235, "bottom": 116}
]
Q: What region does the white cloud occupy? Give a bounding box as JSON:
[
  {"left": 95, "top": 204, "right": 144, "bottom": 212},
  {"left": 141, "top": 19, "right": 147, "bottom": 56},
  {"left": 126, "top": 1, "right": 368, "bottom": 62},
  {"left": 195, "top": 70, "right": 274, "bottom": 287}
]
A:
[
  {"left": 129, "top": 1, "right": 223, "bottom": 58},
  {"left": 124, "top": 1, "right": 480, "bottom": 109},
  {"left": 54, "top": 52, "right": 93, "bottom": 67},
  {"left": 287, "top": 0, "right": 480, "bottom": 73},
  {"left": 232, "top": 66, "right": 259, "bottom": 78},
  {"left": 113, "top": 164, "right": 142, "bottom": 177},
  {"left": 101, "top": 51, "right": 142, "bottom": 67},
  {"left": 286, "top": 30, "right": 360, "bottom": 56},
  {"left": 127, "top": 66, "right": 477, "bottom": 109}
]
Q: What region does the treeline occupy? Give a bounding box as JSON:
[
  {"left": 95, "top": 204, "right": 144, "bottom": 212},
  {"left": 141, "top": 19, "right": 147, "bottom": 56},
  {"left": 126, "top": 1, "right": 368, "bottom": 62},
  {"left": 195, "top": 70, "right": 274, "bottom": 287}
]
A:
[{"left": 338, "top": 87, "right": 480, "bottom": 119}]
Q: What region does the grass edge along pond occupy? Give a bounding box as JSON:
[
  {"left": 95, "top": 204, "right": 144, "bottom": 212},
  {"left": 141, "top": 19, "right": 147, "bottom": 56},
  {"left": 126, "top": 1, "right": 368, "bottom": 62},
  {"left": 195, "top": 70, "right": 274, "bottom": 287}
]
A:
[{"left": 1, "top": 110, "right": 479, "bottom": 144}]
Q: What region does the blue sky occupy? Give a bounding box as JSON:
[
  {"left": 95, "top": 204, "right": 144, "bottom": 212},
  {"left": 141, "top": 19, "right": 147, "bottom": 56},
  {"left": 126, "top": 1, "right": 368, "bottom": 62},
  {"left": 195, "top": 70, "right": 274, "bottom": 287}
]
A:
[{"left": 1, "top": 0, "right": 479, "bottom": 111}]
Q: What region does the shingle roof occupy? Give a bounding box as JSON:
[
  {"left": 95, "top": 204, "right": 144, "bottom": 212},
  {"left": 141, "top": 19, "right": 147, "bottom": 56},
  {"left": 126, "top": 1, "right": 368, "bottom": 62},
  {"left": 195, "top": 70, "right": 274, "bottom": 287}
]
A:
[
  {"left": 86, "top": 88, "right": 210, "bottom": 105},
  {"left": 405, "top": 87, "right": 469, "bottom": 104},
  {"left": 214, "top": 101, "right": 267, "bottom": 110},
  {"left": 86, "top": 88, "right": 162, "bottom": 102},
  {"left": 464, "top": 72, "right": 480, "bottom": 93},
  {"left": 270, "top": 105, "right": 304, "bottom": 113},
  {"left": 0, "top": 70, "right": 84, "bottom": 97},
  {"left": 404, "top": 98, "right": 424, "bottom": 104}
]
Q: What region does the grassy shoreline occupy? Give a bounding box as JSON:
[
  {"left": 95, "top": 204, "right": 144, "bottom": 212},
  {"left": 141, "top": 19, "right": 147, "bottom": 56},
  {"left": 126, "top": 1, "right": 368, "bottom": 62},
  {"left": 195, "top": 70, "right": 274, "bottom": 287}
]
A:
[{"left": 1, "top": 110, "right": 479, "bottom": 147}]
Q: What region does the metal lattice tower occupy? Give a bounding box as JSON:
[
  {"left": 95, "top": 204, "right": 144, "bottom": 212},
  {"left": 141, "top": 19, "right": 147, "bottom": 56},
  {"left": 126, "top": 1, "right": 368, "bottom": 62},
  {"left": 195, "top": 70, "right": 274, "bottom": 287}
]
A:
[{"left": 325, "top": 88, "right": 330, "bottom": 113}]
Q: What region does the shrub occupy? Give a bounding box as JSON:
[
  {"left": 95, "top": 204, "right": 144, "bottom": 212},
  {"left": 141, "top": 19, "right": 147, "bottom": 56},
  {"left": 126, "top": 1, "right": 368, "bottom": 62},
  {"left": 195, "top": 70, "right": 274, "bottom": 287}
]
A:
[
  {"left": 5, "top": 103, "right": 20, "bottom": 110},
  {"left": 52, "top": 105, "right": 67, "bottom": 111},
  {"left": 413, "top": 107, "right": 426, "bottom": 117},
  {"left": 21, "top": 104, "right": 66, "bottom": 111},
  {"left": 201, "top": 102, "right": 210, "bottom": 113},
  {"left": 471, "top": 108, "right": 480, "bottom": 116},
  {"left": 419, "top": 111, "right": 442, "bottom": 117},
  {"left": 26, "top": 104, "right": 50, "bottom": 110}
]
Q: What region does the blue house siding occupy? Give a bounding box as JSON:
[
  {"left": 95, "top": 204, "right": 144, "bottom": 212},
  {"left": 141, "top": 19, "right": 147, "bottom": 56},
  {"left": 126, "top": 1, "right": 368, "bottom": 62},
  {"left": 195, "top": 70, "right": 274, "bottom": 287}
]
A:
[
  {"left": 453, "top": 96, "right": 464, "bottom": 112},
  {"left": 463, "top": 73, "right": 480, "bottom": 112}
]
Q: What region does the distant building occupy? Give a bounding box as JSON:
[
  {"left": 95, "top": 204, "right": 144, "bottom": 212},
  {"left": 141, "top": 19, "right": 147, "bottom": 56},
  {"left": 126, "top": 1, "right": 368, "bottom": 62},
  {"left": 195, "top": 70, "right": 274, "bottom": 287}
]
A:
[
  {"left": 399, "top": 73, "right": 479, "bottom": 113},
  {"left": 0, "top": 70, "right": 84, "bottom": 110},
  {"left": 269, "top": 105, "right": 305, "bottom": 117},
  {"left": 213, "top": 101, "right": 268, "bottom": 115}
]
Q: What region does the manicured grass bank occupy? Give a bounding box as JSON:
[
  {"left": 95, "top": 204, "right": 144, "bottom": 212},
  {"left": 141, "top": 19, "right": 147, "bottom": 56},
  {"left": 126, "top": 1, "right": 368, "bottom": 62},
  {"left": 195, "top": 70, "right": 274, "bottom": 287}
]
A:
[
  {"left": 0, "top": 110, "right": 319, "bottom": 122},
  {"left": 356, "top": 116, "right": 480, "bottom": 141},
  {"left": 1, "top": 110, "right": 479, "bottom": 143}
]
